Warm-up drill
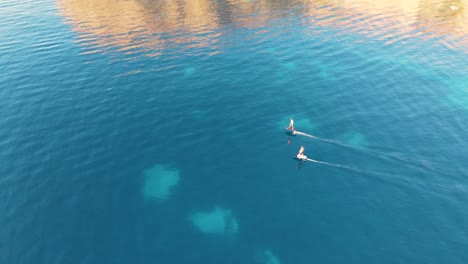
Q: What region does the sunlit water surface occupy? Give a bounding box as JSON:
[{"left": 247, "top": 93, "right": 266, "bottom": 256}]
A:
[{"left": 1, "top": 0, "right": 468, "bottom": 263}]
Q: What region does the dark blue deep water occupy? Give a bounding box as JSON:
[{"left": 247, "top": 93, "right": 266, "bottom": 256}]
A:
[{"left": 1, "top": 0, "right": 468, "bottom": 263}]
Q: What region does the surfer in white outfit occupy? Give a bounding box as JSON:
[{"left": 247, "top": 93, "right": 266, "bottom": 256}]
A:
[
  {"left": 288, "top": 118, "right": 297, "bottom": 135},
  {"left": 296, "top": 146, "right": 307, "bottom": 160},
  {"left": 288, "top": 118, "right": 294, "bottom": 130}
]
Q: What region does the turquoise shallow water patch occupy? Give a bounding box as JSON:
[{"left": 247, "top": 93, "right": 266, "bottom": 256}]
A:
[
  {"left": 255, "top": 249, "right": 281, "bottom": 264},
  {"left": 281, "top": 62, "right": 296, "bottom": 70},
  {"left": 445, "top": 77, "right": 468, "bottom": 109},
  {"left": 339, "top": 131, "right": 368, "bottom": 148},
  {"left": 446, "top": 93, "right": 468, "bottom": 109},
  {"left": 142, "top": 164, "right": 180, "bottom": 200},
  {"left": 190, "top": 206, "right": 239, "bottom": 235},
  {"left": 183, "top": 67, "right": 196, "bottom": 77}
]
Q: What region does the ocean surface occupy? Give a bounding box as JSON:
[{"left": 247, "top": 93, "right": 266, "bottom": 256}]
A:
[{"left": 1, "top": 0, "right": 468, "bottom": 263}]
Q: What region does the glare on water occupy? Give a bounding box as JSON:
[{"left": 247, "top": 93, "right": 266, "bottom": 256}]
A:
[{"left": 58, "top": 0, "right": 468, "bottom": 55}]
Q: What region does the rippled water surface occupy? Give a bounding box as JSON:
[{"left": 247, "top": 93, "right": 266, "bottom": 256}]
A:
[{"left": 1, "top": 0, "right": 468, "bottom": 263}]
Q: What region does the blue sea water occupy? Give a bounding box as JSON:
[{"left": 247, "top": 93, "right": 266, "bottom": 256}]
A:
[{"left": 1, "top": 0, "right": 468, "bottom": 263}]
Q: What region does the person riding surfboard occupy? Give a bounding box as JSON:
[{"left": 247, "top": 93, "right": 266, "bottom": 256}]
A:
[
  {"left": 296, "top": 146, "right": 307, "bottom": 160},
  {"left": 288, "top": 118, "right": 297, "bottom": 135},
  {"left": 288, "top": 118, "right": 294, "bottom": 130}
]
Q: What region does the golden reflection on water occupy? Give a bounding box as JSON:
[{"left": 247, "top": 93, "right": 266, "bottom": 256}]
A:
[
  {"left": 58, "top": 0, "right": 222, "bottom": 55},
  {"left": 58, "top": 0, "right": 467, "bottom": 53},
  {"left": 300, "top": 0, "right": 467, "bottom": 47}
]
